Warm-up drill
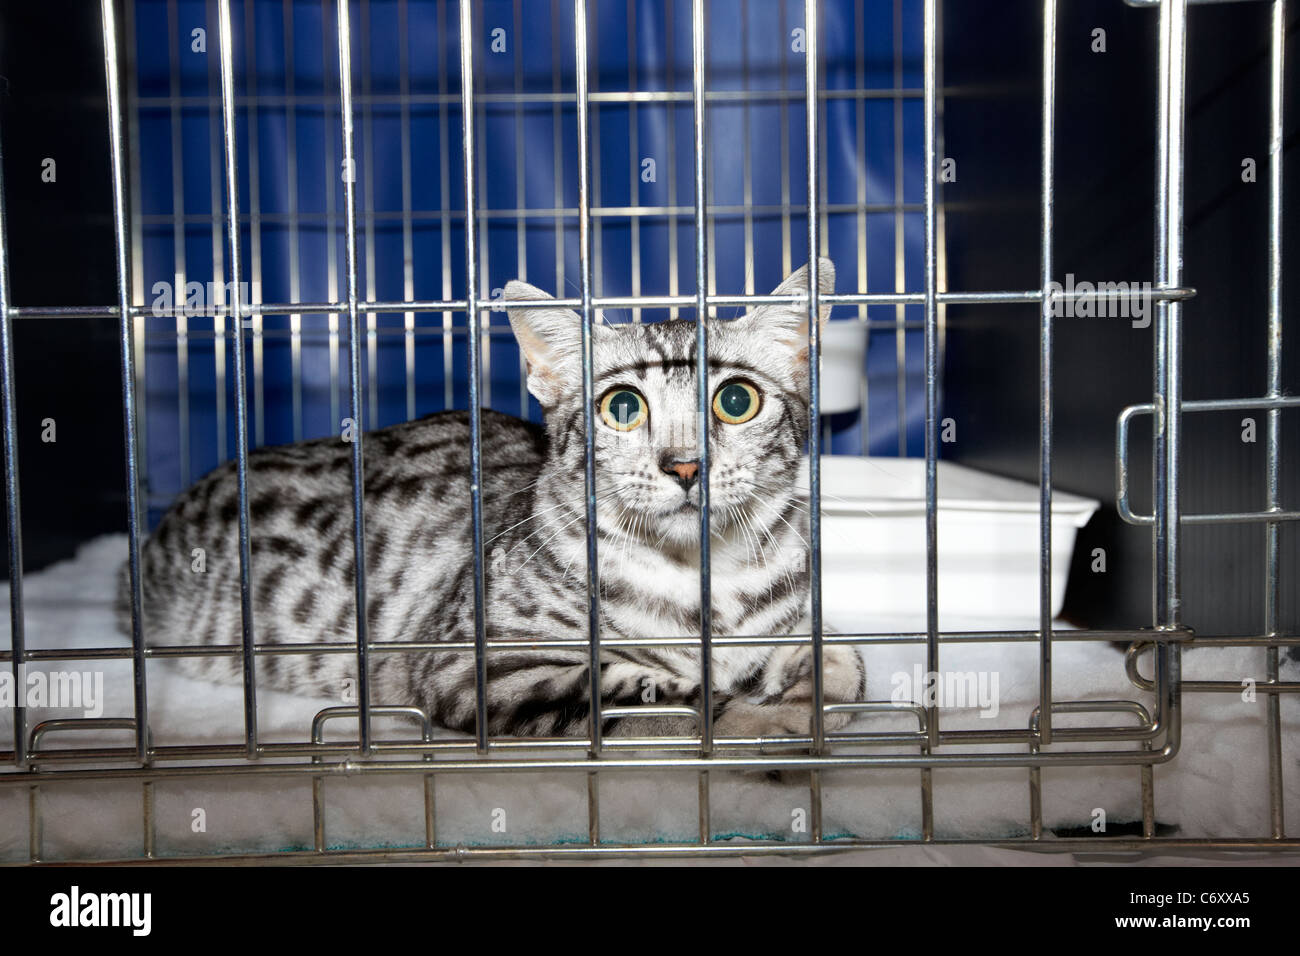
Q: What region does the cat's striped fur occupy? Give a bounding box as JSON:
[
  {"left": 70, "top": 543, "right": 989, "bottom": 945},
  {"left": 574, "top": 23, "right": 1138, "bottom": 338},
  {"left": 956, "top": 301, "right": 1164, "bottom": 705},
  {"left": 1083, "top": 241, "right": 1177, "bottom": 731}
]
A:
[{"left": 121, "top": 259, "right": 866, "bottom": 739}]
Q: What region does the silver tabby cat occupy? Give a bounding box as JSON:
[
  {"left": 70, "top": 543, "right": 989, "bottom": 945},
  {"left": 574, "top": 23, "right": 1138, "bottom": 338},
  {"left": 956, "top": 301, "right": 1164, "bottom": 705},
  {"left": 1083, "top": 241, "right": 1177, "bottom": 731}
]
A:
[{"left": 121, "top": 258, "right": 866, "bottom": 739}]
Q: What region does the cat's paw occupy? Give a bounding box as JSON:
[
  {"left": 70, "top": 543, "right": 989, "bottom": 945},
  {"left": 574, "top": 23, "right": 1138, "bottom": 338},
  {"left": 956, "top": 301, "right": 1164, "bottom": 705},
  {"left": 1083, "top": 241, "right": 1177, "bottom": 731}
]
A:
[
  {"left": 714, "top": 644, "right": 867, "bottom": 784},
  {"left": 711, "top": 703, "right": 814, "bottom": 785},
  {"left": 755, "top": 643, "right": 866, "bottom": 706},
  {"left": 715, "top": 702, "right": 807, "bottom": 739},
  {"left": 713, "top": 699, "right": 854, "bottom": 740},
  {"left": 604, "top": 713, "right": 700, "bottom": 738}
]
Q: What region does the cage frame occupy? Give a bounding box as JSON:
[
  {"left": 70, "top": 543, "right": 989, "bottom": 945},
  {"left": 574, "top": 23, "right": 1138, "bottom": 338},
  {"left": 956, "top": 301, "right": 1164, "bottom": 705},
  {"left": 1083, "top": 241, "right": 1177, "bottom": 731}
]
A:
[{"left": 0, "top": 0, "right": 1295, "bottom": 863}]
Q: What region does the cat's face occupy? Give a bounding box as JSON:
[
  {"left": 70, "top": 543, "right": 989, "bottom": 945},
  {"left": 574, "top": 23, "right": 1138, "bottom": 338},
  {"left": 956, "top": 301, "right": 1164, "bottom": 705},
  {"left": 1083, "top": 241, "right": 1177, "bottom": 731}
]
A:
[{"left": 504, "top": 260, "right": 833, "bottom": 550}]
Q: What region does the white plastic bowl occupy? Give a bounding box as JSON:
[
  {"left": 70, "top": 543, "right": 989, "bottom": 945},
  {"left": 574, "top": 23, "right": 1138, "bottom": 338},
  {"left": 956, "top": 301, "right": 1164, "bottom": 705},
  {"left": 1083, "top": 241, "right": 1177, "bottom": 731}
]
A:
[
  {"left": 817, "top": 320, "right": 869, "bottom": 414},
  {"left": 802, "top": 456, "right": 1100, "bottom": 623}
]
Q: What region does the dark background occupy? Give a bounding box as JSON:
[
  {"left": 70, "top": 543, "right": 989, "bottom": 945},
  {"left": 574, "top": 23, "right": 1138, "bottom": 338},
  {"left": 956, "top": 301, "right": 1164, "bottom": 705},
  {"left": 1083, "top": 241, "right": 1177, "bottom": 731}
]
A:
[
  {"left": 942, "top": 0, "right": 1298, "bottom": 636},
  {"left": 0, "top": 1, "right": 129, "bottom": 573},
  {"left": 1, "top": 0, "right": 1296, "bottom": 640}
]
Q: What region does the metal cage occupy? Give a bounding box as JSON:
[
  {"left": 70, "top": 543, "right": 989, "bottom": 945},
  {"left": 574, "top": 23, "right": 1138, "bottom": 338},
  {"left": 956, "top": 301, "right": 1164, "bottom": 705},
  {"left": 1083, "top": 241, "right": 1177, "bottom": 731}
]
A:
[{"left": 0, "top": 0, "right": 1295, "bottom": 863}]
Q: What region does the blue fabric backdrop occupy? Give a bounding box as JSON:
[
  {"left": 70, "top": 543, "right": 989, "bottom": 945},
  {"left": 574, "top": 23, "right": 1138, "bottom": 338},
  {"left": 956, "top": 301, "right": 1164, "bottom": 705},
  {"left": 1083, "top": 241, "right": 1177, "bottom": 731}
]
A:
[{"left": 131, "top": 0, "right": 926, "bottom": 522}]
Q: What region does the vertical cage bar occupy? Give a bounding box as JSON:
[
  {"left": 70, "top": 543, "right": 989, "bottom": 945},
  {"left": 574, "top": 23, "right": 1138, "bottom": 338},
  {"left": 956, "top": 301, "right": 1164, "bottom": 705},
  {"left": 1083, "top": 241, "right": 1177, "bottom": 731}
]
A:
[
  {"left": 690, "top": 0, "right": 714, "bottom": 844},
  {"left": 854, "top": 0, "right": 868, "bottom": 444},
  {"left": 27, "top": 784, "right": 40, "bottom": 862},
  {"left": 361, "top": 0, "right": 378, "bottom": 432},
  {"left": 1029, "top": 738, "right": 1042, "bottom": 840},
  {"left": 1153, "top": 0, "right": 1186, "bottom": 631},
  {"left": 934, "top": 0, "right": 949, "bottom": 419},
  {"left": 815, "top": 26, "right": 830, "bottom": 368},
  {"left": 922, "top": 0, "right": 940, "bottom": 750},
  {"left": 1038, "top": 0, "right": 1058, "bottom": 745},
  {"left": 705, "top": 46, "right": 716, "bottom": 305},
  {"left": 742, "top": 0, "right": 754, "bottom": 305},
  {"left": 102, "top": 0, "right": 151, "bottom": 764},
  {"left": 804, "top": 0, "right": 826, "bottom": 842},
  {"left": 423, "top": 767, "right": 437, "bottom": 849},
  {"left": 142, "top": 779, "right": 156, "bottom": 858},
  {"left": 551, "top": 0, "right": 565, "bottom": 322},
  {"left": 629, "top": 0, "right": 643, "bottom": 323},
  {"left": 1140, "top": 738, "right": 1156, "bottom": 838},
  {"left": 779, "top": 3, "right": 791, "bottom": 276},
  {"left": 893, "top": 0, "right": 907, "bottom": 457},
  {"left": 312, "top": 772, "right": 326, "bottom": 851},
  {"left": 26, "top": 785, "right": 39, "bottom": 868},
  {"left": 590, "top": 4, "right": 604, "bottom": 308},
  {"left": 1150, "top": 0, "right": 1187, "bottom": 768},
  {"left": 439, "top": 0, "right": 454, "bottom": 410},
  {"left": 244, "top": 0, "right": 265, "bottom": 449},
  {"left": 336, "top": 0, "right": 372, "bottom": 752},
  {"left": 514, "top": 0, "right": 529, "bottom": 414},
  {"left": 0, "top": 113, "right": 26, "bottom": 770},
  {"left": 311, "top": 729, "right": 326, "bottom": 851},
  {"left": 574, "top": 0, "right": 604, "bottom": 842},
  {"left": 126, "top": 0, "right": 148, "bottom": 501},
  {"left": 475, "top": 33, "right": 491, "bottom": 411},
  {"left": 399, "top": 0, "right": 416, "bottom": 423},
  {"left": 460, "top": 0, "right": 490, "bottom": 752},
  {"left": 217, "top": 0, "right": 260, "bottom": 758},
  {"left": 207, "top": 0, "right": 227, "bottom": 465},
  {"left": 285, "top": 0, "right": 304, "bottom": 442},
  {"left": 323, "top": 1, "right": 341, "bottom": 429},
  {"left": 667, "top": 0, "right": 681, "bottom": 319},
  {"left": 167, "top": 0, "right": 191, "bottom": 490},
  {"left": 1264, "top": 0, "right": 1286, "bottom": 840},
  {"left": 920, "top": 743, "right": 934, "bottom": 841}
]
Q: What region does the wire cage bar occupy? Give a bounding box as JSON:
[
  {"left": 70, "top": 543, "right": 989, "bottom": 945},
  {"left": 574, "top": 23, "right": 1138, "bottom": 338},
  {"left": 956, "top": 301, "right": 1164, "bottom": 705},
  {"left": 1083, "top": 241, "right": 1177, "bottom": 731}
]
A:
[
  {"left": 216, "top": 0, "right": 261, "bottom": 759},
  {"left": 102, "top": 0, "right": 152, "bottom": 767},
  {"left": 0, "top": 0, "right": 1294, "bottom": 863}
]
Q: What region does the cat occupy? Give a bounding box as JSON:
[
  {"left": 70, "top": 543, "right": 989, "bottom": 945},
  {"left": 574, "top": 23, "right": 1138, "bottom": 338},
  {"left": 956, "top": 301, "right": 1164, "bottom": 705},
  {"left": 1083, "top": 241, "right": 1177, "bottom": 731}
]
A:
[{"left": 119, "top": 258, "right": 866, "bottom": 740}]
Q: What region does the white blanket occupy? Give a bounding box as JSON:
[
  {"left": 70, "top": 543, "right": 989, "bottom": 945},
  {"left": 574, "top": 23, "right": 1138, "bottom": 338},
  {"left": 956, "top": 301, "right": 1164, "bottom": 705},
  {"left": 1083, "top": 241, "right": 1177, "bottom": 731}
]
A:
[{"left": 1, "top": 535, "right": 1296, "bottom": 860}]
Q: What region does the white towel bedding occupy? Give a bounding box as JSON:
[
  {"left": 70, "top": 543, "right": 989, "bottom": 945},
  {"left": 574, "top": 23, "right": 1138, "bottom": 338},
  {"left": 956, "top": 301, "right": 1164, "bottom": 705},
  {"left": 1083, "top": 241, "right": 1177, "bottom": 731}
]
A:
[{"left": 1, "top": 534, "right": 1296, "bottom": 861}]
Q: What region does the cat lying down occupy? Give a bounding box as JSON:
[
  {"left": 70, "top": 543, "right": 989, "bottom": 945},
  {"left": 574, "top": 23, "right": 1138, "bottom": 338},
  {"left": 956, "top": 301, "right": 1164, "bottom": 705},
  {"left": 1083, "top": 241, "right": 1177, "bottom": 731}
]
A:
[{"left": 119, "top": 259, "right": 865, "bottom": 740}]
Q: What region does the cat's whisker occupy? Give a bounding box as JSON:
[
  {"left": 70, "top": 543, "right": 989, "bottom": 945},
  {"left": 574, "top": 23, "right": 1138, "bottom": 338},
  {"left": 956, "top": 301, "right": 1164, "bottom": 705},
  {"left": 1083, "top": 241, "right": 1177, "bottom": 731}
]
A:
[
  {"left": 731, "top": 505, "right": 760, "bottom": 570},
  {"left": 612, "top": 503, "right": 648, "bottom": 586},
  {"left": 513, "top": 510, "right": 588, "bottom": 574},
  {"left": 742, "top": 508, "right": 769, "bottom": 574},
  {"left": 773, "top": 494, "right": 871, "bottom": 548},
  {"left": 485, "top": 494, "right": 586, "bottom": 547},
  {"left": 495, "top": 474, "right": 549, "bottom": 500},
  {"left": 748, "top": 510, "right": 779, "bottom": 585},
  {"left": 790, "top": 489, "right": 884, "bottom": 521},
  {"left": 609, "top": 502, "right": 632, "bottom": 578},
  {"left": 502, "top": 502, "right": 589, "bottom": 556},
  {"left": 757, "top": 524, "right": 799, "bottom": 597},
  {"left": 749, "top": 497, "right": 811, "bottom": 550},
  {"left": 562, "top": 500, "right": 628, "bottom": 584}
]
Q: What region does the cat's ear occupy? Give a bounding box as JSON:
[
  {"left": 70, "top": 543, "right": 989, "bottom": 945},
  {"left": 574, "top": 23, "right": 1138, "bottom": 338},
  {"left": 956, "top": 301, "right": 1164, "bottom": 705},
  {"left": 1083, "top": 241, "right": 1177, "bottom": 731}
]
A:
[
  {"left": 736, "top": 259, "right": 835, "bottom": 391},
  {"left": 502, "top": 280, "right": 592, "bottom": 407},
  {"left": 742, "top": 258, "right": 836, "bottom": 344}
]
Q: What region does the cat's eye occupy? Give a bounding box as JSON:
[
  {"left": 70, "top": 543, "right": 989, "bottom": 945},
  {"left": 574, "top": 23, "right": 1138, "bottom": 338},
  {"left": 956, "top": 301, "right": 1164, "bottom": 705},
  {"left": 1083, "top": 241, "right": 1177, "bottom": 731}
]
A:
[
  {"left": 713, "top": 380, "right": 761, "bottom": 425},
  {"left": 599, "top": 388, "right": 648, "bottom": 431}
]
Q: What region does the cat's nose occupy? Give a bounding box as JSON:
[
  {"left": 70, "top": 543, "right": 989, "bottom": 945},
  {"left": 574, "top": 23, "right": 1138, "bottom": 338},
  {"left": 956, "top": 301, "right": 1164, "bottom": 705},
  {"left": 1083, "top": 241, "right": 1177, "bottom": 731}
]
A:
[{"left": 660, "top": 455, "right": 700, "bottom": 491}]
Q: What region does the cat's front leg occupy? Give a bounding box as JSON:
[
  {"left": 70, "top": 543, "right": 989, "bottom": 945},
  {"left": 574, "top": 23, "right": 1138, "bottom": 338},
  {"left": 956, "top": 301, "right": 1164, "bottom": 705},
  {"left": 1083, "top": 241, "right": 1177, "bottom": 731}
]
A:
[
  {"left": 470, "top": 652, "right": 707, "bottom": 737},
  {"left": 712, "top": 637, "right": 866, "bottom": 740},
  {"left": 599, "top": 659, "right": 710, "bottom": 738}
]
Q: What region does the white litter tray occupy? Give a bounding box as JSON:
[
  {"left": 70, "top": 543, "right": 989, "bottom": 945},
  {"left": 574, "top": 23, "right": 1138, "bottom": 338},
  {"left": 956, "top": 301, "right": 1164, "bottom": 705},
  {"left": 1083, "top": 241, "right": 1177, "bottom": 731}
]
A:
[{"left": 804, "top": 456, "right": 1100, "bottom": 623}]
